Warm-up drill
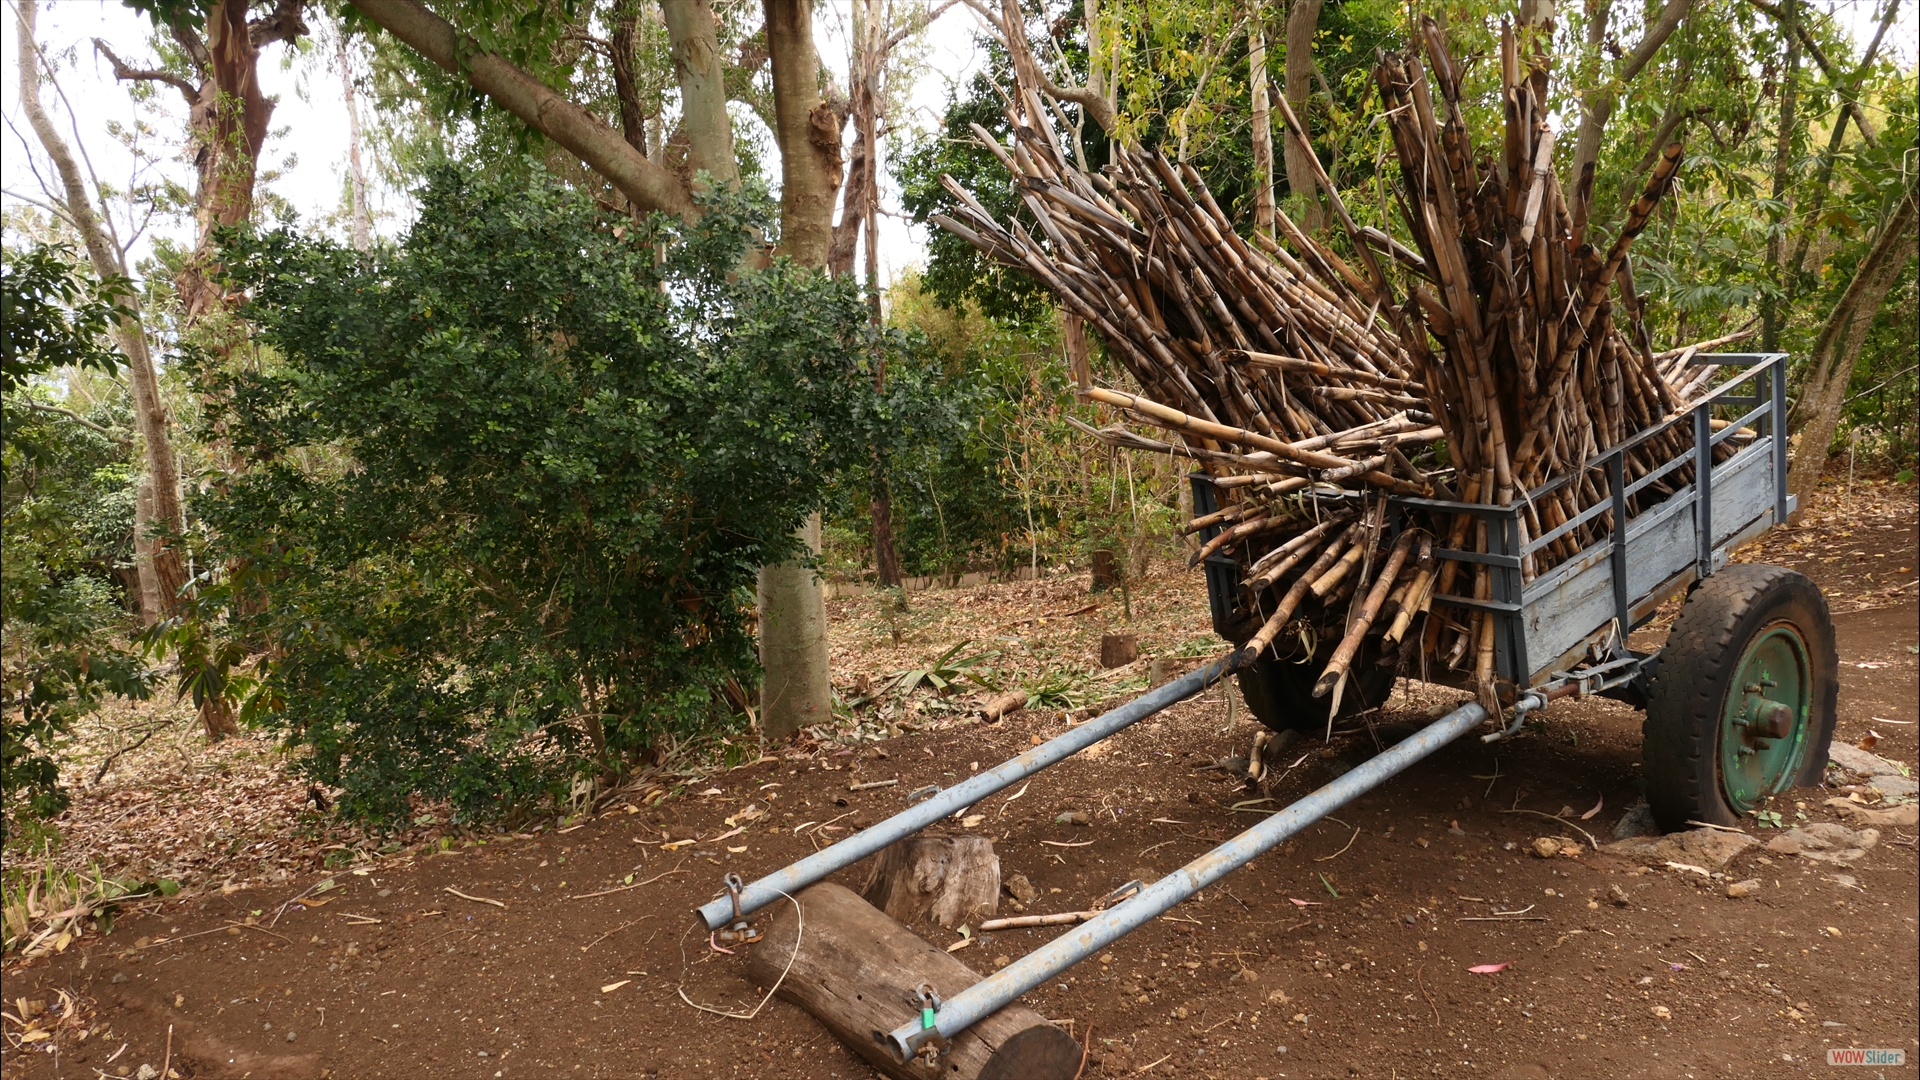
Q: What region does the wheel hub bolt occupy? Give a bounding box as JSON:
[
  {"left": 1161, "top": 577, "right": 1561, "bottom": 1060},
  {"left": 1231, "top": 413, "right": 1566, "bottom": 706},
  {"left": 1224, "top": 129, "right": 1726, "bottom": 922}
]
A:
[{"left": 1746, "top": 700, "right": 1793, "bottom": 740}]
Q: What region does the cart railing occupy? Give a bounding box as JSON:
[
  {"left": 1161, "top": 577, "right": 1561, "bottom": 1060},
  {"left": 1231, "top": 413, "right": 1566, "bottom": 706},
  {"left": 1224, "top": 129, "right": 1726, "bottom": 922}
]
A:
[{"left": 1196, "top": 352, "right": 1793, "bottom": 689}]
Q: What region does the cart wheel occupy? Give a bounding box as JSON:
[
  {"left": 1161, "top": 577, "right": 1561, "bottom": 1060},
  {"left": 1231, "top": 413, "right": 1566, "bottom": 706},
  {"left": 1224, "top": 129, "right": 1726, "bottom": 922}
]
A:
[
  {"left": 1237, "top": 645, "right": 1395, "bottom": 734},
  {"left": 1644, "top": 564, "right": 1837, "bottom": 831}
]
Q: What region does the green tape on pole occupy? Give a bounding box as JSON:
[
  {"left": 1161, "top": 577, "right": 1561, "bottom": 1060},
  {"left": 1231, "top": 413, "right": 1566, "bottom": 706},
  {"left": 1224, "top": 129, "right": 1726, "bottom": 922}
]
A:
[{"left": 921, "top": 1007, "right": 936, "bottom": 1030}]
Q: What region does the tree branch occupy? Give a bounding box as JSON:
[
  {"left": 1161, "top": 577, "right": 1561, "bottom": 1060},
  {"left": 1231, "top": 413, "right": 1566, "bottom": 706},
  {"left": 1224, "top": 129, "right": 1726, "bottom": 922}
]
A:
[
  {"left": 167, "top": 18, "right": 211, "bottom": 76},
  {"left": 247, "top": 0, "right": 307, "bottom": 47},
  {"left": 343, "top": 0, "right": 693, "bottom": 219},
  {"left": 884, "top": 0, "right": 960, "bottom": 54},
  {"left": 90, "top": 38, "right": 197, "bottom": 106},
  {"left": 1568, "top": 0, "right": 1695, "bottom": 186},
  {"left": 1744, "top": 0, "right": 1879, "bottom": 146},
  {"left": 1617, "top": 0, "right": 1693, "bottom": 83},
  {"left": 965, "top": 0, "right": 1116, "bottom": 133},
  {"left": 21, "top": 401, "right": 133, "bottom": 443}
]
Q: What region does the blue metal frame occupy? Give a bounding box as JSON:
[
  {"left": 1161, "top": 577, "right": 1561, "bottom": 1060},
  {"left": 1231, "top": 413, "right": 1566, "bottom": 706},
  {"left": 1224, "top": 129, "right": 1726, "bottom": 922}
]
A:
[
  {"left": 694, "top": 653, "right": 1246, "bottom": 932},
  {"left": 695, "top": 354, "right": 1796, "bottom": 1064}
]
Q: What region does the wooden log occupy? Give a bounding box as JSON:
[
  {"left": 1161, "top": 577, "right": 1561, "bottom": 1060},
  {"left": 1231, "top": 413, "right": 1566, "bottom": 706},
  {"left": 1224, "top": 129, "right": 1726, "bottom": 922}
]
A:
[
  {"left": 859, "top": 835, "right": 1000, "bottom": 929},
  {"left": 1100, "top": 633, "right": 1139, "bottom": 668},
  {"left": 980, "top": 690, "right": 1028, "bottom": 723},
  {"left": 745, "top": 883, "right": 1082, "bottom": 1080}
]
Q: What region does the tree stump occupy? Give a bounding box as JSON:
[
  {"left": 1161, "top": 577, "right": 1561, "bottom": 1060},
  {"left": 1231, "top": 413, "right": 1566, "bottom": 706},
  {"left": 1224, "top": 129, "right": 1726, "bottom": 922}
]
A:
[
  {"left": 859, "top": 834, "right": 999, "bottom": 929},
  {"left": 745, "top": 883, "right": 1081, "bottom": 1080},
  {"left": 1100, "top": 633, "right": 1139, "bottom": 668},
  {"left": 1090, "top": 548, "right": 1120, "bottom": 591}
]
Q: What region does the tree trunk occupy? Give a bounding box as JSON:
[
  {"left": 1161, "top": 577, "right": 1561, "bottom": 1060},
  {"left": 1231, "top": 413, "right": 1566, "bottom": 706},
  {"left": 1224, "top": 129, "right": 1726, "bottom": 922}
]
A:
[
  {"left": 659, "top": 0, "right": 737, "bottom": 192},
  {"left": 827, "top": 0, "right": 878, "bottom": 279},
  {"left": 1248, "top": 4, "right": 1276, "bottom": 237},
  {"left": 765, "top": 0, "right": 844, "bottom": 267},
  {"left": 1785, "top": 189, "right": 1918, "bottom": 515},
  {"left": 16, "top": 0, "right": 189, "bottom": 632},
  {"left": 859, "top": 834, "right": 1000, "bottom": 928},
  {"left": 862, "top": 18, "right": 902, "bottom": 589},
  {"left": 132, "top": 474, "right": 164, "bottom": 624},
  {"left": 757, "top": 0, "right": 845, "bottom": 737},
  {"left": 1779, "top": 0, "right": 1898, "bottom": 325},
  {"left": 1282, "top": 0, "right": 1324, "bottom": 231},
  {"left": 338, "top": 32, "right": 373, "bottom": 252},
  {"left": 175, "top": 0, "right": 278, "bottom": 324},
  {"left": 608, "top": 6, "right": 649, "bottom": 156},
  {"left": 1759, "top": 0, "right": 1801, "bottom": 353},
  {"left": 744, "top": 883, "right": 1081, "bottom": 1080},
  {"left": 758, "top": 513, "right": 833, "bottom": 737}
]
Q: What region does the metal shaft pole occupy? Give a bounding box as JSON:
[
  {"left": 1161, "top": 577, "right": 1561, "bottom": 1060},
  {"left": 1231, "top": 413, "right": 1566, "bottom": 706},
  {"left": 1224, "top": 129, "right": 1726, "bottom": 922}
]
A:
[
  {"left": 695, "top": 653, "right": 1245, "bottom": 931},
  {"left": 890, "top": 700, "right": 1489, "bottom": 1061}
]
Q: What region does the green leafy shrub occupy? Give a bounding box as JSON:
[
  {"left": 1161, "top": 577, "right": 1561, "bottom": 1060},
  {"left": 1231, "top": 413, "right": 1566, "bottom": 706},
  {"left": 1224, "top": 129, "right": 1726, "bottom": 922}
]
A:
[
  {"left": 2, "top": 245, "right": 153, "bottom": 836},
  {"left": 198, "top": 168, "right": 883, "bottom": 824}
]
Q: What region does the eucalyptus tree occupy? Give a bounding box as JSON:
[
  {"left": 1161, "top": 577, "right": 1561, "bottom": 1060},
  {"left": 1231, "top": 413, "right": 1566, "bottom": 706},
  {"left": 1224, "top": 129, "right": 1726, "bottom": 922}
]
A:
[
  {"left": 13, "top": 1, "right": 188, "bottom": 651},
  {"left": 106, "top": 0, "right": 309, "bottom": 328}
]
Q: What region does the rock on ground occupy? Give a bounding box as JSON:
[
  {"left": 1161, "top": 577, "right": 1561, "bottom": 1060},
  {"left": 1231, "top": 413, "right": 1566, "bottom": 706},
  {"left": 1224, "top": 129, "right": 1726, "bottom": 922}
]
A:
[
  {"left": 1605, "top": 827, "right": 1756, "bottom": 870},
  {"left": 1764, "top": 822, "right": 1881, "bottom": 865},
  {"left": 1826, "top": 744, "right": 1918, "bottom": 797},
  {"left": 1824, "top": 799, "right": 1920, "bottom": 827},
  {"left": 1611, "top": 800, "right": 1659, "bottom": 839}
]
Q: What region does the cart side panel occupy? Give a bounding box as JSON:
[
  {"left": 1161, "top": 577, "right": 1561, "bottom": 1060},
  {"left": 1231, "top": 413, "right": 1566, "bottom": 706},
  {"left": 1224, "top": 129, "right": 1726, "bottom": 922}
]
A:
[{"left": 1518, "top": 438, "right": 1780, "bottom": 684}]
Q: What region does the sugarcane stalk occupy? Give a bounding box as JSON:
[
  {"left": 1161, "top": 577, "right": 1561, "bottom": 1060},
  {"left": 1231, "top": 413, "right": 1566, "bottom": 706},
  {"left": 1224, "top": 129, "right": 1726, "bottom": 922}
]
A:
[{"left": 1313, "top": 528, "right": 1421, "bottom": 698}]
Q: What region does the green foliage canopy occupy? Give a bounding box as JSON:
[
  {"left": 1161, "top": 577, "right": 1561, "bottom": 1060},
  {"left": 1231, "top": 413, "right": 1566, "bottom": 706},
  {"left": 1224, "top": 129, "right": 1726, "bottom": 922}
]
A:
[{"left": 199, "top": 167, "right": 885, "bottom": 823}]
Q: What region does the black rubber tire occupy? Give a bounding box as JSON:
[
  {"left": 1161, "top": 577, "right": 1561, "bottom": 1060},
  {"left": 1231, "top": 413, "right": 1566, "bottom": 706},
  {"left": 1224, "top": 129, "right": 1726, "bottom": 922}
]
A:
[
  {"left": 1643, "top": 564, "right": 1837, "bottom": 831},
  {"left": 1236, "top": 643, "right": 1396, "bottom": 734}
]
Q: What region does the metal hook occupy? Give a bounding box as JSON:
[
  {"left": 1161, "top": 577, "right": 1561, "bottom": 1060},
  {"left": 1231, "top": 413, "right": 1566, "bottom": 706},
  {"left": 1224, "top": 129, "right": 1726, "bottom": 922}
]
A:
[
  {"left": 1097, "top": 879, "right": 1145, "bottom": 909},
  {"left": 911, "top": 983, "right": 950, "bottom": 1062},
  {"left": 724, "top": 872, "right": 746, "bottom": 921}
]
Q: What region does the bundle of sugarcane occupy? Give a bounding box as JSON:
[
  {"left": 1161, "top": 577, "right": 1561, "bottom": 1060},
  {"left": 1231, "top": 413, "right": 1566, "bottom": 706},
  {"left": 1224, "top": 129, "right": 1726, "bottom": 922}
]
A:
[{"left": 931, "top": 20, "right": 1705, "bottom": 714}]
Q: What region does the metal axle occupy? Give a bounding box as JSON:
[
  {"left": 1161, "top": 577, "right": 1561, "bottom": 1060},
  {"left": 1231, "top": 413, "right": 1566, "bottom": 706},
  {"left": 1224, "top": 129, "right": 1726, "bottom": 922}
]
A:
[
  {"left": 888, "top": 699, "right": 1490, "bottom": 1062},
  {"left": 694, "top": 652, "right": 1246, "bottom": 932}
]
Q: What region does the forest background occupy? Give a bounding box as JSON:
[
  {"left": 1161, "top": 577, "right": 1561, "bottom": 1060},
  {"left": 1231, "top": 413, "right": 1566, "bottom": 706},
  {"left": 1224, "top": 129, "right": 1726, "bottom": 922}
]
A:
[{"left": 3, "top": 0, "right": 1915, "bottom": 881}]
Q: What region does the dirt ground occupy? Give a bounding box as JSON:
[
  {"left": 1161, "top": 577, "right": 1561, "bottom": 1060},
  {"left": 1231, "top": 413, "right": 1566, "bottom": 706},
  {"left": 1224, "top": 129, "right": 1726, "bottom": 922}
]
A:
[{"left": 3, "top": 479, "right": 1915, "bottom": 1080}]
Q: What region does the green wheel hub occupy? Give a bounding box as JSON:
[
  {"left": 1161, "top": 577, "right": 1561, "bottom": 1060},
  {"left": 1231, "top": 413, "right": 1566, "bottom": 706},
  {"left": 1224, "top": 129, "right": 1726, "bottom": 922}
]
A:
[{"left": 1718, "top": 623, "right": 1813, "bottom": 813}]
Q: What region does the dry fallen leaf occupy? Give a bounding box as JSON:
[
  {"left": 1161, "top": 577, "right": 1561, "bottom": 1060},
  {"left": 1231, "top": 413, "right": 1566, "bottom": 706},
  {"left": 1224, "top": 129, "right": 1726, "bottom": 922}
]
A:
[
  {"left": 1579, "top": 793, "right": 1604, "bottom": 820},
  {"left": 960, "top": 814, "right": 985, "bottom": 828},
  {"left": 599, "top": 980, "right": 631, "bottom": 994},
  {"left": 726, "top": 845, "right": 748, "bottom": 854},
  {"left": 1467, "top": 963, "right": 1509, "bottom": 974}
]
